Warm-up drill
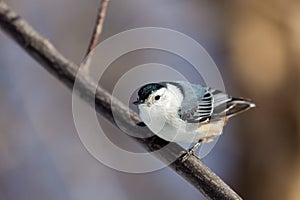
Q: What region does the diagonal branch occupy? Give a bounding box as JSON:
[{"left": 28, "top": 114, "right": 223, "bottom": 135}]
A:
[
  {"left": 0, "top": 2, "right": 242, "bottom": 200},
  {"left": 81, "top": 0, "right": 110, "bottom": 72}
]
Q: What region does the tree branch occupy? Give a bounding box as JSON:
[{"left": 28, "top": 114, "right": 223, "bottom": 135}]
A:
[
  {"left": 81, "top": 0, "right": 110, "bottom": 72},
  {"left": 0, "top": 2, "right": 242, "bottom": 200}
]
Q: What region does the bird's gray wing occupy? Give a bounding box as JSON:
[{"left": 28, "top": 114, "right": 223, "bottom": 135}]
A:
[
  {"left": 178, "top": 87, "right": 216, "bottom": 123},
  {"left": 177, "top": 85, "right": 254, "bottom": 123}
]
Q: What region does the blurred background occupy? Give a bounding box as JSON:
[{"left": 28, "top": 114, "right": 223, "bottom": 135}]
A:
[{"left": 0, "top": 0, "right": 299, "bottom": 199}]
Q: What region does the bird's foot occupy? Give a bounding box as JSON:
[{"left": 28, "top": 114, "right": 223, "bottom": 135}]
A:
[
  {"left": 180, "top": 141, "right": 202, "bottom": 162},
  {"left": 180, "top": 150, "right": 195, "bottom": 162}
]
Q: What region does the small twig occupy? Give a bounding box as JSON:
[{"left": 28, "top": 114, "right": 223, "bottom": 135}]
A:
[
  {"left": 81, "top": 0, "right": 110, "bottom": 73},
  {"left": 0, "top": 2, "right": 242, "bottom": 200}
]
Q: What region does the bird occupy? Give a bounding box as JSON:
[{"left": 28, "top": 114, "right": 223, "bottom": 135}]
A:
[{"left": 133, "top": 81, "right": 255, "bottom": 161}]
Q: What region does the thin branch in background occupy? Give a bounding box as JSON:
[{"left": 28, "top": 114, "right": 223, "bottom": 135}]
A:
[
  {"left": 81, "top": 0, "right": 110, "bottom": 73},
  {"left": 0, "top": 2, "right": 242, "bottom": 200}
]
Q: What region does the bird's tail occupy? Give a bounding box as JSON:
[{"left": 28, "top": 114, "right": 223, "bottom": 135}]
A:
[
  {"left": 224, "top": 98, "right": 256, "bottom": 118},
  {"left": 212, "top": 97, "right": 255, "bottom": 120}
]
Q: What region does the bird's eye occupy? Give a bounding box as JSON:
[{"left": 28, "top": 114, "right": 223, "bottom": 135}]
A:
[{"left": 154, "top": 95, "right": 160, "bottom": 101}]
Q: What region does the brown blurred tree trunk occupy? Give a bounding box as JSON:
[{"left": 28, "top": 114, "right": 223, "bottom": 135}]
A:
[{"left": 223, "top": 1, "right": 300, "bottom": 199}]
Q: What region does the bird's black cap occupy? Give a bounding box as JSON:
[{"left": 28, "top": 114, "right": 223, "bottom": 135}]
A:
[{"left": 133, "top": 83, "right": 166, "bottom": 105}]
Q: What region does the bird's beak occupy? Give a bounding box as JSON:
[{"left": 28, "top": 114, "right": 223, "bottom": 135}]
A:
[{"left": 133, "top": 100, "right": 142, "bottom": 105}]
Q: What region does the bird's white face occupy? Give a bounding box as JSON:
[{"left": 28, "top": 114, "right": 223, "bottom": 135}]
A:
[
  {"left": 137, "top": 88, "right": 167, "bottom": 124},
  {"left": 137, "top": 84, "right": 183, "bottom": 133}
]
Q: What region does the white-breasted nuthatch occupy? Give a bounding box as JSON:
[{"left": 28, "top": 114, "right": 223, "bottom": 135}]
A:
[{"left": 133, "top": 81, "right": 255, "bottom": 161}]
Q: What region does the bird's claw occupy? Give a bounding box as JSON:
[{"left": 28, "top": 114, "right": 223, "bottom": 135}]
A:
[
  {"left": 180, "top": 141, "right": 202, "bottom": 162},
  {"left": 180, "top": 150, "right": 195, "bottom": 162}
]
